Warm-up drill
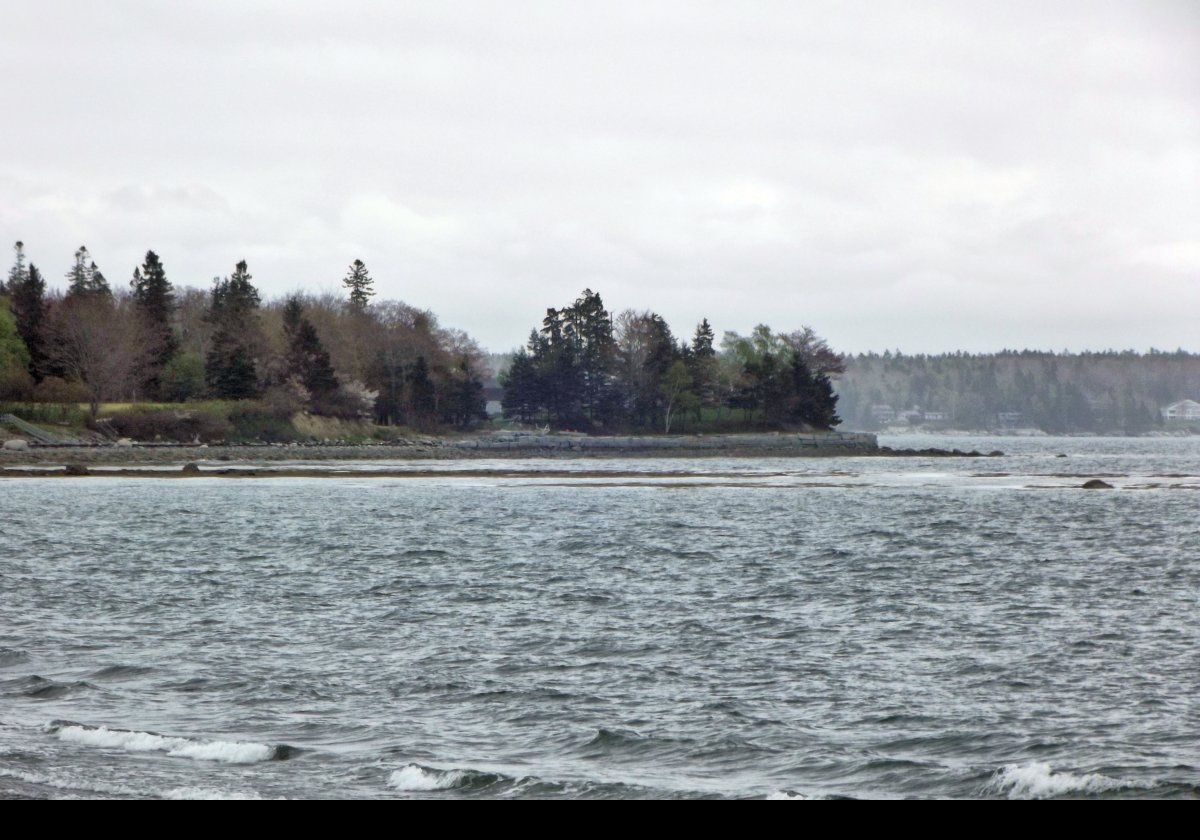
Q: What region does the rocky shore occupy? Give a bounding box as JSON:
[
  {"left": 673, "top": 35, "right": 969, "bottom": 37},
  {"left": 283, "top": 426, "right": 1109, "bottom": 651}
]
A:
[
  {"left": 0, "top": 431, "right": 870, "bottom": 465},
  {"left": 0, "top": 430, "right": 1012, "bottom": 470}
]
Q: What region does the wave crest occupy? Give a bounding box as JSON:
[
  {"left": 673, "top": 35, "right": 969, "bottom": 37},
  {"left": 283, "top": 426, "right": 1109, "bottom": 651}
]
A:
[
  {"left": 988, "top": 762, "right": 1148, "bottom": 799},
  {"left": 48, "top": 722, "right": 291, "bottom": 764},
  {"left": 387, "top": 763, "right": 507, "bottom": 792}
]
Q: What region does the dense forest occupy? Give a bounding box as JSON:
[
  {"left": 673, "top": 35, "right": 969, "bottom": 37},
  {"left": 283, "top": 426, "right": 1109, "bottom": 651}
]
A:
[
  {"left": 837, "top": 350, "right": 1200, "bottom": 433},
  {"left": 500, "top": 289, "right": 841, "bottom": 433},
  {"left": 0, "top": 242, "right": 488, "bottom": 438}
]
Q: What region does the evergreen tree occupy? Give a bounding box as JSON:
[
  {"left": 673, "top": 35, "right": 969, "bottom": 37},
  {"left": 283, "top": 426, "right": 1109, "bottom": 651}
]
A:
[
  {"left": 130, "top": 250, "right": 178, "bottom": 385},
  {"left": 442, "top": 357, "right": 487, "bottom": 429},
  {"left": 692, "top": 318, "right": 715, "bottom": 357},
  {"left": 500, "top": 347, "right": 541, "bottom": 424},
  {"left": 204, "top": 261, "right": 262, "bottom": 399},
  {"left": 342, "top": 259, "right": 374, "bottom": 309},
  {"left": 408, "top": 355, "right": 436, "bottom": 428},
  {"left": 8, "top": 262, "right": 48, "bottom": 379},
  {"left": 282, "top": 295, "right": 338, "bottom": 400},
  {"left": 688, "top": 318, "right": 718, "bottom": 416},
  {"left": 789, "top": 355, "right": 840, "bottom": 429},
  {"left": 65, "top": 246, "right": 111, "bottom": 298},
  {"left": 3, "top": 240, "right": 28, "bottom": 296}
]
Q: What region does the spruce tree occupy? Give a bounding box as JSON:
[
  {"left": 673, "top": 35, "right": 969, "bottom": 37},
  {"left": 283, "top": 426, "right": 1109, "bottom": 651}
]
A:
[
  {"left": 688, "top": 318, "right": 718, "bottom": 416},
  {"left": 342, "top": 259, "right": 374, "bottom": 309},
  {"left": 500, "top": 348, "right": 542, "bottom": 425},
  {"left": 443, "top": 357, "right": 486, "bottom": 429},
  {"left": 691, "top": 318, "right": 715, "bottom": 357},
  {"left": 131, "top": 250, "right": 178, "bottom": 374},
  {"left": 9, "top": 262, "right": 48, "bottom": 379},
  {"left": 408, "top": 355, "right": 436, "bottom": 427},
  {"left": 204, "top": 261, "right": 262, "bottom": 399},
  {"left": 282, "top": 295, "right": 338, "bottom": 401},
  {"left": 3, "top": 241, "right": 27, "bottom": 296},
  {"left": 65, "top": 246, "right": 111, "bottom": 298}
]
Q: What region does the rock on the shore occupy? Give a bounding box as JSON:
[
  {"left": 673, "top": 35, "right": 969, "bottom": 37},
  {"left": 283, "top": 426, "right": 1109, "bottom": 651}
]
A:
[
  {"left": 1081, "top": 479, "right": 1114, "bottom": 489},
  {"left": 181, "top": 463, "right": 201, "bottom": 475},
  {"left": 2, "top": 439, "right": 29, "bottom": 451},
  {"left": 63, "top": 464, "right": 90, "bottom": 476}
]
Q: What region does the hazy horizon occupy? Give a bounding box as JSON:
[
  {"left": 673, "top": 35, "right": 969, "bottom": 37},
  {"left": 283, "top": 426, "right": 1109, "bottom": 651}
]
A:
[{"left": 2, "top": 2, "right": 1197, "bottom": 355}]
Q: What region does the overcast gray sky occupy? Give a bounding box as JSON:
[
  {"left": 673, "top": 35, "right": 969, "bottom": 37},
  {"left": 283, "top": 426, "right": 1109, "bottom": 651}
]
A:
[{"left": 1, "top": 1, "right": 1196, "bottom": 353}]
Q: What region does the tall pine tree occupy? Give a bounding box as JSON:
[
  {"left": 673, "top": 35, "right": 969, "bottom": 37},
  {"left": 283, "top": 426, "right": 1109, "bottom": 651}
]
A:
[
  {"left": 3, "top": 240, "right": 27, "bottom": 296},
  {"left": 9, "top": 262, "right": 48, "bottom": 380},
  {"left": 204, "top": 260, "right": 262, "bottom": 399},
  {"left": 282, "top": 295, "right": 339, "bottom": 401},
  {"left": 342, "top": 259, "right": 374, "bottom": 309},
  {"left": 131, "top": 250, "right": 178, "bottom": 394},
  {"left": 65, "top": 246, "right": 111, "bottom": 298}
]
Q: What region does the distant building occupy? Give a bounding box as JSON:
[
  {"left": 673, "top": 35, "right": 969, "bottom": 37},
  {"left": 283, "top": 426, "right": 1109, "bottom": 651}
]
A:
[
  {"left": 922, "top": 410, "right": 951, "bottom": 422},
  {"left": 995, "top": 411, "right": 1023, "bottom": 428},
  {"left": 1161, "top": 399, "right": 1200, "bottom": 421}
]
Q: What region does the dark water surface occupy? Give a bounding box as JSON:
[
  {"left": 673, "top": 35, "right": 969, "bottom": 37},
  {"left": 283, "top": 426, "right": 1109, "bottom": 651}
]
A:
[{"left": 1, "top": 436, "right": 1197, "bottom": 799}]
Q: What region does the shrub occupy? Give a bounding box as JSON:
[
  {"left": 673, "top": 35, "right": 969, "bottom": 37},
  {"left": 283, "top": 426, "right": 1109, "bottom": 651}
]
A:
[
  {"left": 158, "top": 353, "right": 206, "bottom": 402},
  {"left": 102, "top": 408, "right": 232, "bottom": 443},
  {"left": 227, "top": 405, "right": 298, "bottom": 443}
]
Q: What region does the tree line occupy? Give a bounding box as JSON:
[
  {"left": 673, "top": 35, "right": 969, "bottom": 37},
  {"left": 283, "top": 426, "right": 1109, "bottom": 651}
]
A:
[
  {"left": 500, "top": 289, "right": 842, "bottom": 432},
  {"left": 837, "top": 349, "right": 1200, "bottom": 433},
  {"left": 0, "top": 242, "right": 487, "bottom": 430}
]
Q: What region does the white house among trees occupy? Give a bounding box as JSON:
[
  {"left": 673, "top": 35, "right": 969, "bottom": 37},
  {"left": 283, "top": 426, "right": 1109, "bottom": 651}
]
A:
[{"left": 1161, "top": 399, "right": 1200, "bottom": 421}]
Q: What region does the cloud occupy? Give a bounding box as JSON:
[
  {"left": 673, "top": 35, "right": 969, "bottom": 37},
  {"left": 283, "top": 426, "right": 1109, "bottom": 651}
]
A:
[{"left": 0, "top": 1, "right": 1196, "bottom": 351}]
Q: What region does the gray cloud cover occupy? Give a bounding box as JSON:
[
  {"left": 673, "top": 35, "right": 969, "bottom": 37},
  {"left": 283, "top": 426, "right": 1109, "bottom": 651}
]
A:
[{"left": 1, "top": 1, "right": 1196, "bottom": 352}]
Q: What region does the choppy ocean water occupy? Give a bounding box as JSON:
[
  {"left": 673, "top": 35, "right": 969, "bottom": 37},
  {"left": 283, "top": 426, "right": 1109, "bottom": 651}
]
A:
[{"left": 1, "top": 435, "right": 1197, "bottom": 799}]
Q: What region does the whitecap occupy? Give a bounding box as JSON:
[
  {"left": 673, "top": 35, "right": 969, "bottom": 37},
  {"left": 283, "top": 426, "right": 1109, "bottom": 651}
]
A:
[
  {"left": 163, "top": 786, "right": 266, "bottom": 800},
  {"left": 50, "top": 723, "right": 278, "bottom": 764},
  {"left": 388, "top": 763, "right": 467, "bottom": 791},
  {"left": 989, "top": 762, "right": 1147, "bottom": 799}
]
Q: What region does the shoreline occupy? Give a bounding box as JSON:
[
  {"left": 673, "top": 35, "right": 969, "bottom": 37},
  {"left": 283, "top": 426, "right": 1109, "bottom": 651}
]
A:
[{"left": 0, "top": 431, "right": 878, "bottom": 465}]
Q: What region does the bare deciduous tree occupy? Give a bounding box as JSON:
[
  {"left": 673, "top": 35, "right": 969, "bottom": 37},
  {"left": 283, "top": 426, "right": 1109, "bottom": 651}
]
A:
[{"left": 46, "top": 293, "right": 158, "bottom": 418}]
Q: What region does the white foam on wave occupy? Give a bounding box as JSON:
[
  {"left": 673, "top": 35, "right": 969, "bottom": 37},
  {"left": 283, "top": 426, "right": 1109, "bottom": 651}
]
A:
[
  {"left": 163, "top": 786, "right": 266, "bottom": 800},
  {"left": 766, "top": 790, "right": 812, "bottom": 800},
  {"left": 0, "top": 766, "right": 144, "bottom": 799},
  {"left": 52, "top": 724, "right": 275, "bottom": 764},
  {"left": 388, "top": 763, "right": 466, "bottom": 791},
  {"left": 989, "top": 762, "right": 1146, "bottom": 799}
]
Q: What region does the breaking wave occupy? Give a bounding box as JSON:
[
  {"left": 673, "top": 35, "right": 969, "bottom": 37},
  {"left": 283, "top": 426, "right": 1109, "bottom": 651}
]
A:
[
  {"left": 387, "top": 762, "right": 509, "bottom": 792},
  {"left": 48, "top": 721, "right": 294, "bottom": 764},
  {"left": 988, "top": 762, "right": 1150, "bottom": 799}
]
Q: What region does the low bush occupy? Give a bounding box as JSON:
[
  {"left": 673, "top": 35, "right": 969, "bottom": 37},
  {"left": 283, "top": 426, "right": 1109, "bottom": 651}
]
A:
[
  {"left": 227, "top": 407, "right": 298, "bottom": 443},
  {"left": 101, "top": 408, "right": 232, "bottom": 443}
]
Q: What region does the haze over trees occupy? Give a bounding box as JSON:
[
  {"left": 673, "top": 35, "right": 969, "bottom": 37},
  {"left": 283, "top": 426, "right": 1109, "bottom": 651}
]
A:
[{"left": 838, "top": 350, "right": 1200, "bottom": 433}]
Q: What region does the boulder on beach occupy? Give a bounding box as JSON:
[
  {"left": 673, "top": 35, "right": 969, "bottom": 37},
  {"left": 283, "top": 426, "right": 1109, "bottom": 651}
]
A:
[
  {"left": 1081, "top": 479, "right": 1113, "bottom": 489},
  {"left": 63, "top": 464, "right": 89, "bottom": 476},
  {"left": 2, "top": 439, "right": 29, "bottom": 451},
  {"left": 181, "top": 463, "right": 201, "bottom": 475},
  {"left": 115, "top": 438, "right": 135, "bottom": 448}
]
